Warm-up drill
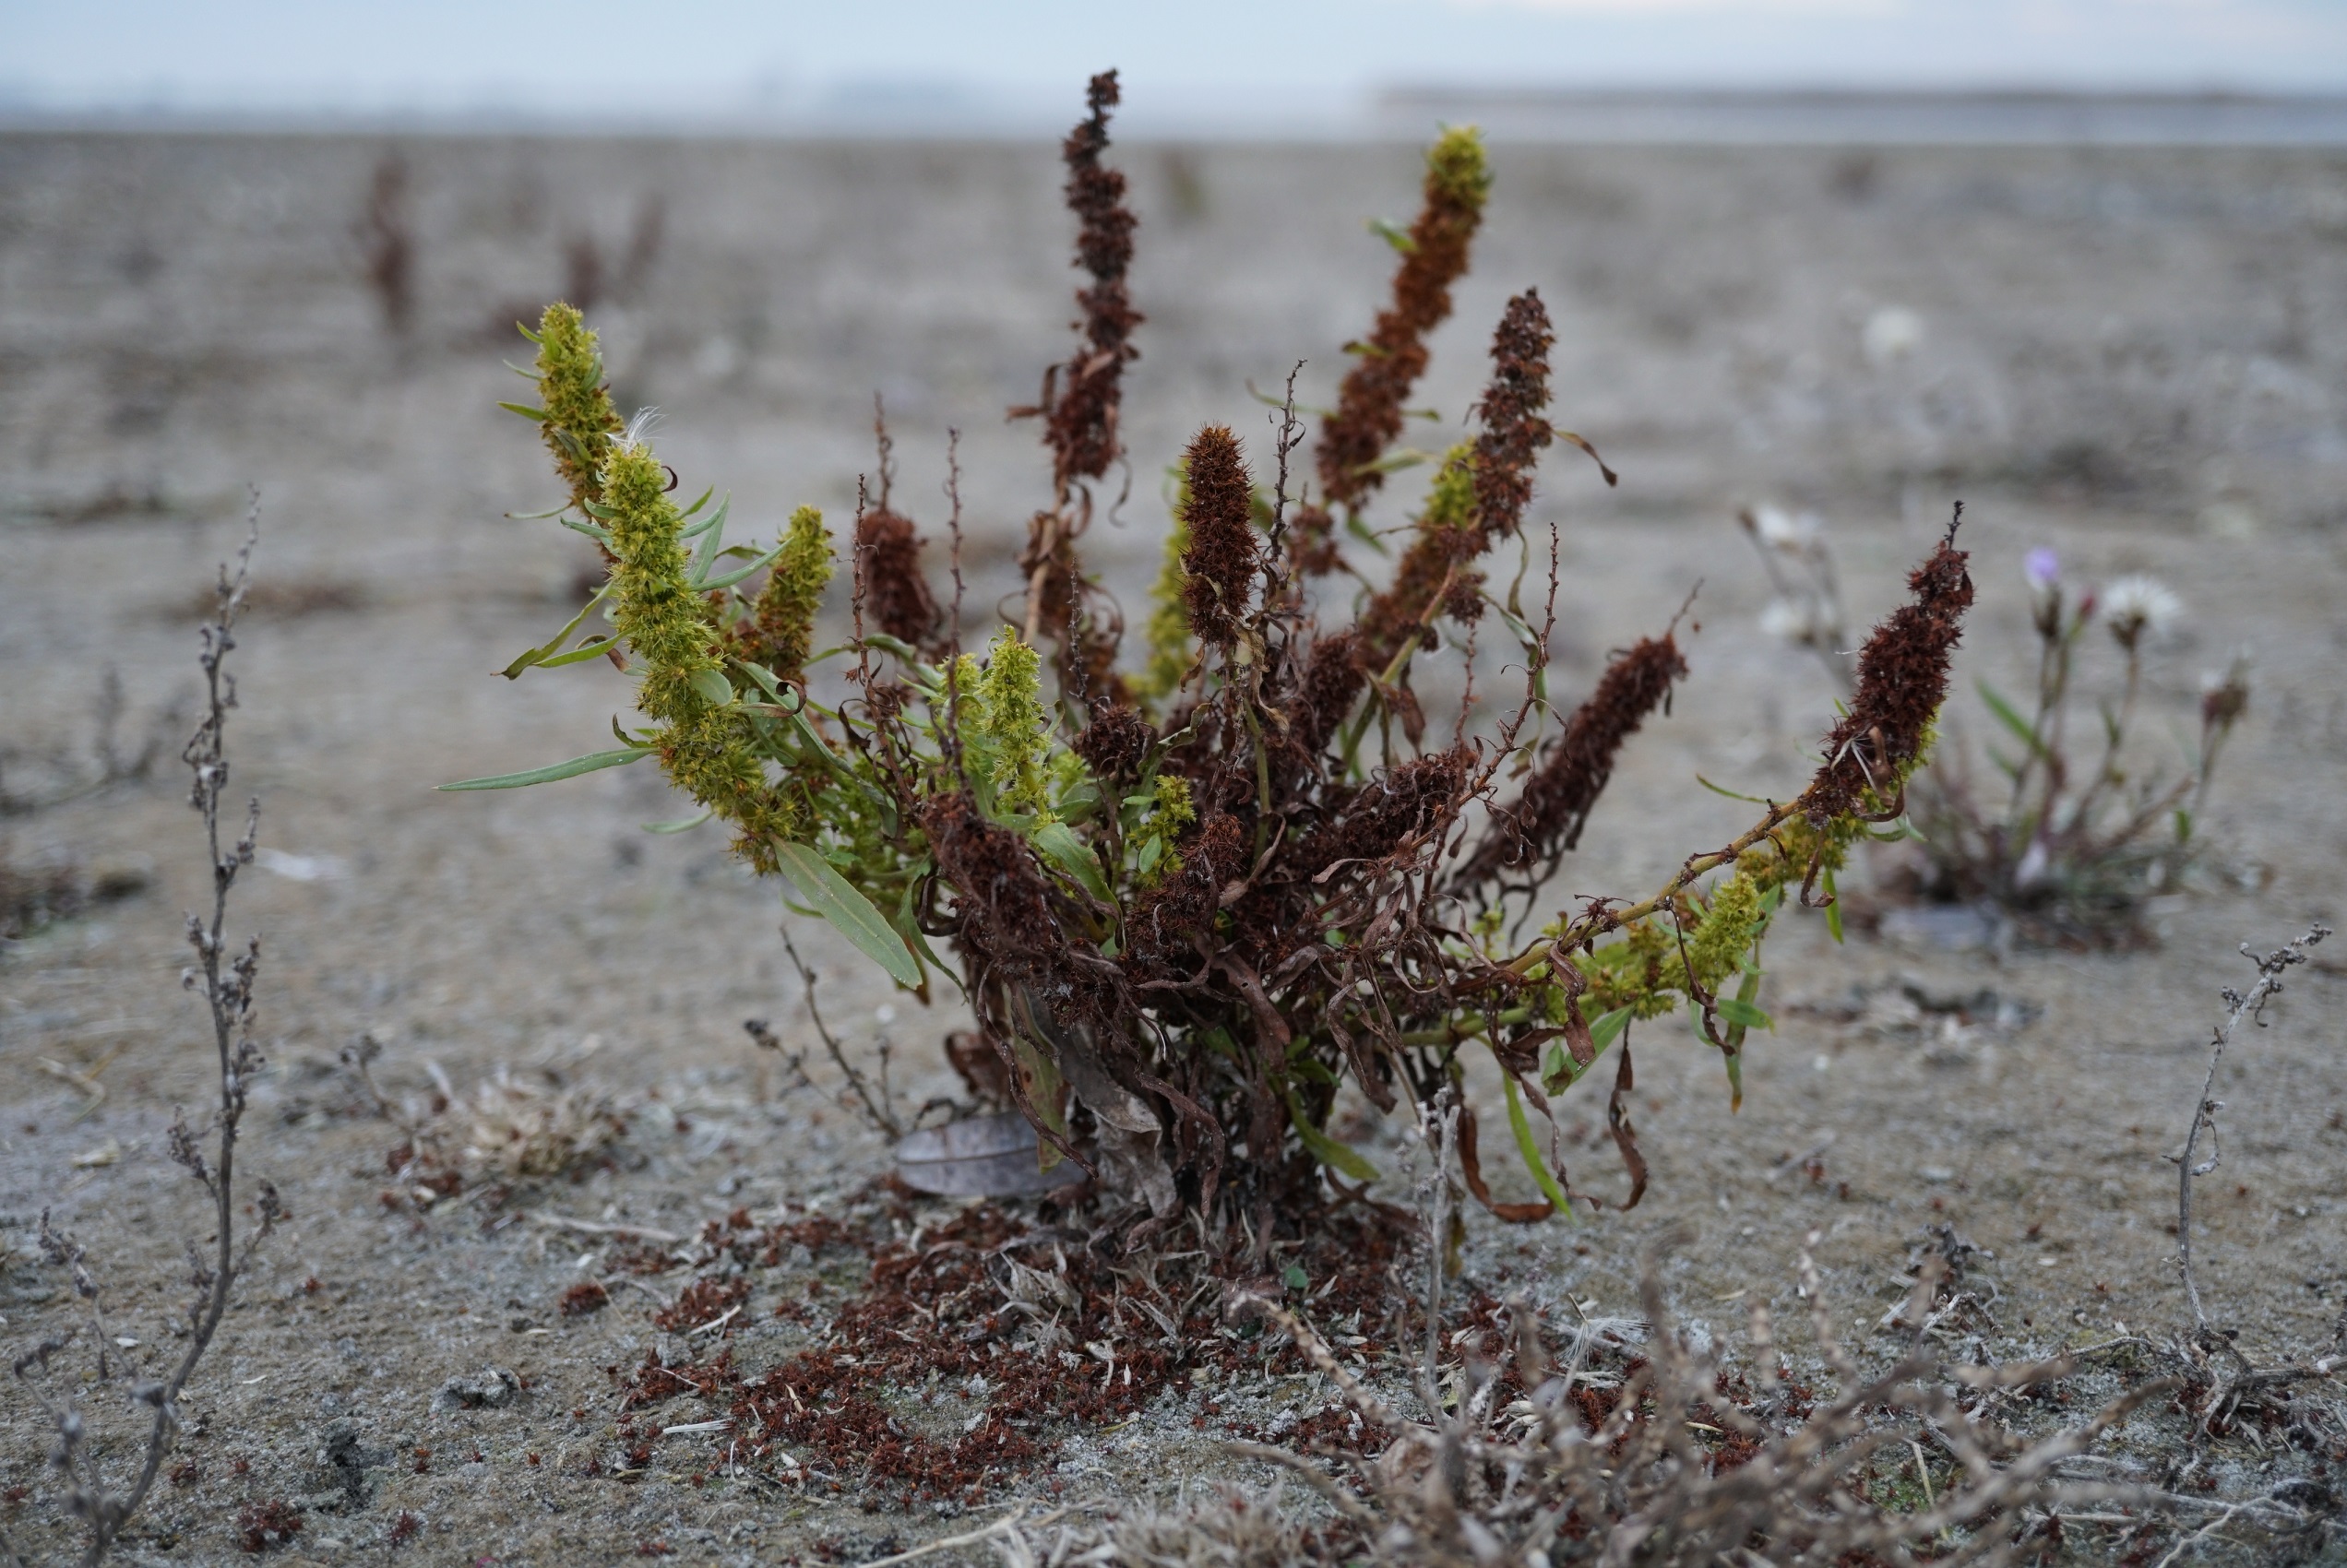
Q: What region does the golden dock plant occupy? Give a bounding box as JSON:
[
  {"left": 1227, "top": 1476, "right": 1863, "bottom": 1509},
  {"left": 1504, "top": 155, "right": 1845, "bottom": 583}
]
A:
[{"left": 446, "top": 76, "right": 1972, "bottom": 1229}]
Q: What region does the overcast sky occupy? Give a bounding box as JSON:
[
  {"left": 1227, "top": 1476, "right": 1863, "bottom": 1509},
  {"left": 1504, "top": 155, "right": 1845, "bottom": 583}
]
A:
[{"left": 7, "top": 0, "right": 2346, "bottom": 127}]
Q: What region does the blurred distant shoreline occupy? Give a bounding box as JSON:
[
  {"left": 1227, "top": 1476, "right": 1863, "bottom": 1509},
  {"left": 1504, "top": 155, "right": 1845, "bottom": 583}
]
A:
[{"left": 6, "top": 88, "right": 2347, "bottom": 145}]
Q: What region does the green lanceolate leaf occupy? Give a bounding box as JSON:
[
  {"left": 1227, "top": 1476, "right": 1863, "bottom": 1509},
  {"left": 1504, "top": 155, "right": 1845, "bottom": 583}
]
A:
[
  {"left": 497, "top": 401, "right": 550, "bottom": 422},
  {"left": 692, "top": 539, "right": 784, "bottom": 593},
  {"left": 1715, "top": 997, "right": 1772, "bottom": 1031},
  {"left": 772, "top": 842, "right": 923, "bottom": 990},
  {"left": 687, "top": 667, "right": 735, "bottom": 708},
  {"left": 1031, "top": 821, "right": 1112, "bottom": 902},
  {"left": 642, "top": 810, "right": 712, "bottom": 834},
  {"left": 537, "top": 635, "right": 622, "bottom": 669},
  {"left": 1588, "top": 1005, "right": 1634, "bottom": 1053},
  {"left": 436, "top": 747, "right": 649, "bottom": 790},
  {"left": 1501, "top": 1069, "right": 1577, "bottom": 1225},
  {"left": 687, "top": 494, "right": 731, "bottom": 578},
  {"left": 1977, "top": 681, "right": 2049, "bottom": 757},
  {"left": 559, "top": 516, "right": 614, "bottom": 546},
  {"left": 1284, "top": 1087, "right": 1378, "bottom": 1182},
  {"left": 500, "top": 588, "right": 611, "bottom": 679}
]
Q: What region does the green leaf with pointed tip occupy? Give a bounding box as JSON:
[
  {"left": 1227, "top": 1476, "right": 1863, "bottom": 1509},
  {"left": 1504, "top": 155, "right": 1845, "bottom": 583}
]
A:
[
  {"left": 1502, "top": 1069, "right": 1576, "bottom": 1225},
  {"left": 642, "top": 810, "right": 712, "bottom": 834},
  {"left": 437, "top": 747, "right": 649, "bottom": 790},
  {"left": 1716, "top": 997, "right": 1772, "bottom": 1031},
  {"left": 537, "top": 635, "right": 621, "bottom": 669},
  {"left": 1284, "top": 1087, "right": 1378, "bottom": 1182},
  {"left": 688, "top": 667, "right": 734, "bottom": 707},
  {"left": 1977, "top": 681, "right": 2049, "bottom": 757},
  {"left": 498, "top": 401, "right": 550, "bottom": 422},
  {"left": 772, "top": 843, "right": 922, "bottom": 990},
  {"left": 1696, "top": 774, "right": 1774, "bottom": 805},
  {"left": 1369, "top": 216, "right": 1416, "bottom": 254},
  {"left": 845, "top": 633, "right": 919, "bottom": 663},
  {"left": 1588, "top": 1005, "right": 1634, "bottom": 1053},
  {"left": 559, "top": 516, "right": 614, "bottom": 546},
  {"left": 500, "top": 589, "right": 608, "bottom": 679},
  {"left": 1031, "top": 821, "right": 1112, "bottom": 902},
  {"left": 688, "top": 495, "right": 730, "bottom": 579},
  {"left": 692, "top": 540, "right": 784, "bottom": 592}
]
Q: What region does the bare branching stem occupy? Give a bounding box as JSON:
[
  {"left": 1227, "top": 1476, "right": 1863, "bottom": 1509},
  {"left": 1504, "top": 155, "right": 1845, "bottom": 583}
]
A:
[
  {"left": 8, "top": 504, "right": 279, "bottom": 1568},
  {"left": 2171, "top": 922, "right": 2328, "bottom": 1328}
]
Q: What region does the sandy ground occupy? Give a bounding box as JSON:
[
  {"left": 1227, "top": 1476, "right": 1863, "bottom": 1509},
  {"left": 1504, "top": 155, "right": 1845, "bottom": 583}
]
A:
[{"left": 2, "top": 129, "right": 2345, "bottom": 1564}]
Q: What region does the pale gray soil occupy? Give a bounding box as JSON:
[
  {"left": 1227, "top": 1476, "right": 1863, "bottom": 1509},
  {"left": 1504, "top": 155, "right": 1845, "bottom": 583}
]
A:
[{"left": 2, "top": 131, "right": 2345, "bottom": 1565}]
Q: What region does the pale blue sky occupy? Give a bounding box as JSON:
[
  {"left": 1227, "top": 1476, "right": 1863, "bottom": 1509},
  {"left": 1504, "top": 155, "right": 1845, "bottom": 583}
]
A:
[{"left": 6, "top": 0, "right": 2345, "bottom": 126}]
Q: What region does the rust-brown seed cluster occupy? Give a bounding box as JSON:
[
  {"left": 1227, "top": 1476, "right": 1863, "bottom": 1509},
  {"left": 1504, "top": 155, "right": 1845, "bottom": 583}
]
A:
[
  {"left": 1314, "top": 146, "right": 1485, "bottom": 513},
  {"left": 1043, "top": 70, "right": 1142, "bottom": 496},
  {"left": 856, "top": 505, "right": 941, "bottom": 650},
  {"left": 1470, "top": 289, "right": 1556, "bottom": 543},
  {"left": 1179, "top": 425, "right": 1259, "bottom": 649},
  {"left": 1803, "top": 520, "right": 1972, "bottom": 823},
  {"left": 1456, "top": 633, "right": 1688, "bottom": 886}
]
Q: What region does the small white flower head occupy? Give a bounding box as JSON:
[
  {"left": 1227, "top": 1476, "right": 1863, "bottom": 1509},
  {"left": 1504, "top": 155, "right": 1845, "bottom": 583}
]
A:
[
  {"left": 1760, "top": 597, "right": 1829, "bottom": 647},
  {"left": 2100, "top": 575, "right": 2182, "bottom": 647},
  {"left": 1862, "top": 305, "right": 1925, "bottom": 368},
  {"left": 1749, "top": 504, "right": 1822, "bottom": 554}
]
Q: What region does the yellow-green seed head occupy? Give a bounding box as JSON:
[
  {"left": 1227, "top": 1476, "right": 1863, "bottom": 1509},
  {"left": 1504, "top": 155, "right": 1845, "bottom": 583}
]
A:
[
  {"left": 1424, "top": 126, "right": 1492, "bottom": 215},
  {"left": 1687, "top": 872, "right": 1763, "bottom": 987},
  {"left": 603, "top": 442, "right": 721, "bottom": 722},
  {"left": 751, "top": 505, "right": 833, "bottom": 684},
  {"left": 1421, "top": 443, "right": 1478, "bottom": 533},
  {"left": 979, "top": 627, "right": 1048, "bottom": 812},
  {"left": 1137, "top": 505, "right": 1195, "bottom": 706},
  {"left": 532, "top": 303, "right": 623, "bottom": 516}
]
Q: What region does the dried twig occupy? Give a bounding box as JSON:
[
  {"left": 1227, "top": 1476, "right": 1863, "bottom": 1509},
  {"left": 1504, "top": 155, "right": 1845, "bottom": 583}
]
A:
[
  {"left": 2169, "top": 923, "right": 2328, "bottom": 1327},
  {"left": 5, "top": 502, "right": 281, "bottom": 1568}
]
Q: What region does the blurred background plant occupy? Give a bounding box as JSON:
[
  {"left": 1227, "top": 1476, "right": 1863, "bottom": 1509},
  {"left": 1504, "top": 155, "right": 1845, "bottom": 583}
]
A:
[{"left": 1743, "top": 515, "right": 2250, "bottom": 944}]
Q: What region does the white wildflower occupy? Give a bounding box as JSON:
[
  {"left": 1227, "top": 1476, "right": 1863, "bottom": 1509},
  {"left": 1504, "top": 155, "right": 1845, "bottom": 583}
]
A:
[
  {"left": 1748, "top": 504, "right": 1821, "bottom": 553},
  {"left": 2100, "top": 575, "right": 2182, "bottom": 647},
  {"left": 1760, "top": 597, "right": 1829, "bottom": 646}
]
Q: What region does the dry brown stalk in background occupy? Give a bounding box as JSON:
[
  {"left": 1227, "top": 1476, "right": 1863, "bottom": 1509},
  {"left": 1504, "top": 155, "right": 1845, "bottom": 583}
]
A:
[{"left": 4, "top": 506, "right": 282, "bottom": 1568}]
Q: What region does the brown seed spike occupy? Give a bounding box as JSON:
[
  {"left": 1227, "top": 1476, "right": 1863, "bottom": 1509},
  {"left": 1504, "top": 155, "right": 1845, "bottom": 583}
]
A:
[
  {"left": 1471, "top": 291, "right": 1555, "bottom": 544},
  {"left": 1072, "top": 699, "right": 1154, "bottom": 787},
  {"left": 1179, "top": 425, "right": 1258, "bottom": 648},
  {"left": 1455, "top": 632, "right": 1687, "bottom": 888},
  {"left": 1802, "top": 512, "right": 1973, "bottom": 826},
  {"left": 1042, "top": 70, "right": 1142, "bottom": 497},
  {"left": 855, "top": 506, "right": 940, "bottom": 650},
  {"left": 1309, "top": 126, "right": 1490, "bottom": 530}
]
